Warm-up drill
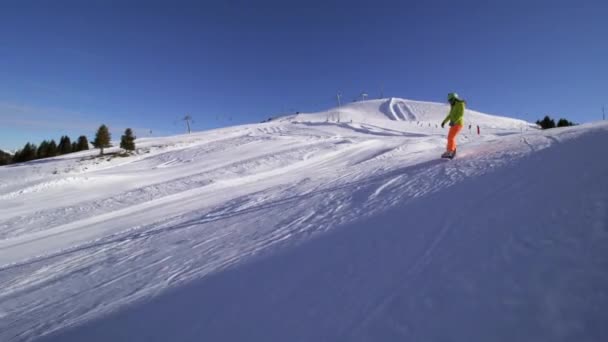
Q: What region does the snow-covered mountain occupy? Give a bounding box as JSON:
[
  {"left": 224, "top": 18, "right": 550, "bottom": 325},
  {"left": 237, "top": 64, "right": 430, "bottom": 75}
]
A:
[
  {"left": 292, "top": 97, "right": 534, "bottom": 130},
  {"left": 1, "top": 98, "right": 606, "bottom": 342},
  {"left": 0, "top": 149, "right": 14, "bottom": 158}
]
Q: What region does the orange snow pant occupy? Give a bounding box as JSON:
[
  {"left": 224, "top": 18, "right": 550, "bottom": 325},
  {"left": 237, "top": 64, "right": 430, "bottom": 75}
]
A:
[{"left": 447, "top": 124, "right": 463, "bottom": 152}]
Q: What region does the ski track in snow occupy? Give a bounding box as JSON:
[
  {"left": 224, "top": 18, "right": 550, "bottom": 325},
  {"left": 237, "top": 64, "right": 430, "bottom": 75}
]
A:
[{"left": 0, "top": 98, "right": 606, "bottom": 342}]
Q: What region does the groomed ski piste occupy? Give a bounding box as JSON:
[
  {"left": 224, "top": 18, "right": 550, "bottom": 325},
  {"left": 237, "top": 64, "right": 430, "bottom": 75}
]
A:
[{"left": 1, "top": 98, "right": 607, "bottom": 341}]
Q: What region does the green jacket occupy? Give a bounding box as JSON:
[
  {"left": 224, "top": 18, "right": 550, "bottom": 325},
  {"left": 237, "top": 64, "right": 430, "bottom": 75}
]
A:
[{"left": 442, "top": 101, "right": 465, "bottom": 126}]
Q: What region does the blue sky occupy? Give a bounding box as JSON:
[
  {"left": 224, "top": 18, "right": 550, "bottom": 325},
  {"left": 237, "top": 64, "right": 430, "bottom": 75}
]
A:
[{"left": 1, "top": 0, "right": 606, "bottom": 150}]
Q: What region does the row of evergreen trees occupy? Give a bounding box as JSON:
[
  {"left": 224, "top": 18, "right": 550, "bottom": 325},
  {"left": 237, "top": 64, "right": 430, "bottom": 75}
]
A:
[
  {"left": 536, "top": 115, "right": 576, "bottom": 129},
  {"left": 4, "top": 125, "right": 137, "bottom": 165},
  {"left": 12, "top": 135, "right": 91, "bottom": 163}
]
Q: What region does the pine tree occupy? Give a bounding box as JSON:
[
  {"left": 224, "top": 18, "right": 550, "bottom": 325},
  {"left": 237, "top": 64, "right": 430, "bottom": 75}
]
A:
[
  {"left": 15, "top": 143, "right": 37, "bottom": 162},
  {"left": 37, "top": 140, "right": 50, "bottom": 159},
  {"left": 25, "top": 143, "right": 37, "bottom": 161},
  {"left": 12, "top": 150, "right": 21, "bottom": 163},
  {"left": 557, "top": 118, "right": 575, "bottom": 127},
  {"left": 92, "top": 124, "right": 111, "bottom": 155},
  {"left": 47, "top": 140, "right": 58, "bottom": 157},
  {"left": 120, "top": 128, "right": 136, "bottom": 152},
  {"left": 57, "top": 136, "right": 65, "bottom": 154},
  {"left": 77, "top": 135, "right": 90, "bottom": 151},
  {"left": 71, "top": 141, "right": 78, "bottom": 152},
  {"left": 58, "top": 136, "right": 72, "bottom": 155},
  {"left": 65, "top": 136, "right": 73, "bottom": 153},
  {"left": 537, "top": 115, "right": 556, "bottom": 129}
]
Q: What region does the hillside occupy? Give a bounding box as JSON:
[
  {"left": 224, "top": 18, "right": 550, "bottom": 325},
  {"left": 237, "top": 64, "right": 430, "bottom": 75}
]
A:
[
  {"left": 293, "top": 97, "right": 533, "bottom": 130},
  {"left": 0, "top": 98, "right": 606, "bottom": 341}
]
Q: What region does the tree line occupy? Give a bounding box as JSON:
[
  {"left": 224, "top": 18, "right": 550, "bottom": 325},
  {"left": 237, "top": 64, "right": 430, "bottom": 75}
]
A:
[
  {"left": 9, "top": 135, "right": 90, "bottom": 164},
  {"left": 536, "top": 115, "right": 576, "bottom": 129},
  {"left": 1, "top": 125, "right": 137, "bottom": 166}
]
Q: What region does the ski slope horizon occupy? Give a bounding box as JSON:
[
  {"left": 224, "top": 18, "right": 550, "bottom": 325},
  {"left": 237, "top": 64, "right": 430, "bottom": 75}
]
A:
[
  {"left": 1, "top": 98, "right": 607, "bottom": 341},
  {"left": 0, "top": 96, "right": 533, "bottom": 153}
]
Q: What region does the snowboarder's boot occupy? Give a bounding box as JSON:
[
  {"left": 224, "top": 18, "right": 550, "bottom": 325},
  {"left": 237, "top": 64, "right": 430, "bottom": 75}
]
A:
[{"left": 441, "top": 149, "right": 457, "bottom": 159}]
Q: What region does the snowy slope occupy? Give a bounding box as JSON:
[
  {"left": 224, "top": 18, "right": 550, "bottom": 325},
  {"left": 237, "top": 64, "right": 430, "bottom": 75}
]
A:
[
  {"left": 0, "top": 98, "right": 606, "bottom": 342},
  {"left": 291, "top": 97, "right": 533, "bottom": 128}
]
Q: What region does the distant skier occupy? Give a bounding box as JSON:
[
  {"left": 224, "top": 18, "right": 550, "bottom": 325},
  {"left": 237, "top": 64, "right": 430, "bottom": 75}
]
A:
[{"left": 441, "top": 93, "right": 466, "bottom": 159}]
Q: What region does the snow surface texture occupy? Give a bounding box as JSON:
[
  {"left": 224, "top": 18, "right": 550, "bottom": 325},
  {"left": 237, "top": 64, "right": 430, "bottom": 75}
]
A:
[{"left": 0, "top": 98, "right": 606, "bottom": 341}]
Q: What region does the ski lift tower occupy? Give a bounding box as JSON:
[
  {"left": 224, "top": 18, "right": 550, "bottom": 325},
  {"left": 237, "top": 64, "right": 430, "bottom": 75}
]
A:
[
  {"left": 336, "top": 92, "right": 342, "bottom": 122},
  {"left": 361, "top": 92, "right": 368, "bottom": 101},
  {"left": 182, "top": 115, "right": 192, "bottom": 134}
]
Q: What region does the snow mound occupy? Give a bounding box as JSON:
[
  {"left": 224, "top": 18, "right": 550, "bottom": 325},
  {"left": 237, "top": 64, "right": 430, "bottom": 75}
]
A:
[{"left": 292, "top": 97, "right": 533, "bottom": 131}]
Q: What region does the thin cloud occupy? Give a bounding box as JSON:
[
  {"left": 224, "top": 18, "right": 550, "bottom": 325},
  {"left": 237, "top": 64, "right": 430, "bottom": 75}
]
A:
[
  {"left": 0, "top": 101, "right": 84, "bottom": 116},
  {"left": 0, "top": 102, "right": 158, "bottom": 144},
  {"left": 22, "top": 81, "right": 96, "bottom": 102},
  {"left": 0, "top": 101, "right": 97, "bottom": 130},
  {"left": 0, "top": 102, "right": 134, "bottom": 133},
  {"left": 1, "top": 118, "right": 96, "bottom": 131}
]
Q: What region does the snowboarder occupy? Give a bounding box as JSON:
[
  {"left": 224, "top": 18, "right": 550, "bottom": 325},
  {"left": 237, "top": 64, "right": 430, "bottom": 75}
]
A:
[{"left": 441, "top": 93, "right": 466, "bottom": 159}]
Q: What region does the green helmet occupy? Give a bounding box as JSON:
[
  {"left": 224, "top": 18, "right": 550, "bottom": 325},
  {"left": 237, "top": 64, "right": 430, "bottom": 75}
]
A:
[{"left": 447, "top": 92, "right": 460, "bottom": 102}]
